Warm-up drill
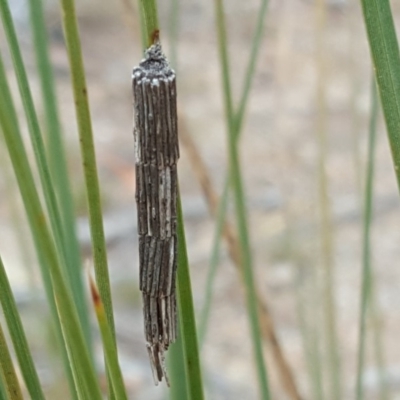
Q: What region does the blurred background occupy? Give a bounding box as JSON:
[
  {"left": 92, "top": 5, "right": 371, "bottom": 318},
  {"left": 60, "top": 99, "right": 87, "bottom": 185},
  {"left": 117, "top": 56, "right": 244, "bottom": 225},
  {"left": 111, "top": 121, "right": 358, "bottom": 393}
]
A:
[{"left": 2, "top": 0, "right": 400, "bottom": 398}]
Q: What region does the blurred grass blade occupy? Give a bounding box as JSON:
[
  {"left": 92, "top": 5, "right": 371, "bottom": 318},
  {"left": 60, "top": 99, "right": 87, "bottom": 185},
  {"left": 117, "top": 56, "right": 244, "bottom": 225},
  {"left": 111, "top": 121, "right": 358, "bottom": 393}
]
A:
[
  {"left": 356, "top": 79, "right": 388, "bottom": 400},
  {"left": 200, "top": 0, "right": 268, "bottom": 344},
  {"left": 315, "top": 1, "right": 341, "bottom": 398},
  {"left": 295, "top": 274, "right": 324, "bottom": 400},
  {"left": 214, "top": 0, "right": 271, "bottom": 398},
  {"left": 0, "top": 321, "right": 23, "bottom": 400},
  {"left": 0, "top": 53, "right": 102, "bottom": 400},
  {"left": 0, "top": 143, "right": 35, "bottom": 287},
  {"left": 233, "top": 0, "right": 269, "bottom": 137},
  {"left": 0, "top": 7, "right": 91, "bottom": 389},
  {"left": 198, "top": 181, "right": 228, "bottom": 345},
  {"left": 0, "top": 50, "right": 78, "bottom": 399},
  {"left": 0, "top": 145, "right": 77, "bottom": 397},
  {"left": 176, "top": 196, "right": 205, "bottom": 400},
  {"left": 89, "top": 276, "right": 128, "bottom": 400},
  {"left": 359, "top": 0, "right": 400, "bottom": 396},
  {"left": 28, "top": 0, "right": 92, "bottom": 349},
  {"left": 359, "top": 0, "right": 400, "bottom": 189},
  {"left": 0, "top": 257, "right": 45, "bottom": 400},
  {"left": 0, "top": 0, "right": 69, "bottom": 283},
  {"left": 355, "top": 77, "right": 376, "bottom": 400},
  {"left": 59, "top": 0, "right": 116, "bottom": 344},
  {"left": 168, "top": 0, "right": 179, "bottom": 68},
  {"left": 370, "top": 286, "right": 388, "bottom": 400}
]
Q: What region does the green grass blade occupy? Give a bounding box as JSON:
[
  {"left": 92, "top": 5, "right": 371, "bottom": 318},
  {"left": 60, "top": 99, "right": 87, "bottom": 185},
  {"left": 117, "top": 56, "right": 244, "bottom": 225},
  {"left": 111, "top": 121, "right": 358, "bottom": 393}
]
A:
[
  {"left": 200, "top": 0, "right": 269, "bottom": 346},
  {"left": 214, "top": 0, "right": 270, "bottom": 398},
  {"left": 176, "top": 195, "right": 205, "bottom": 400},
  {"left": 165, "top": 3, "right": 189, "bottom": 398},
  {"left": 0, "top": 321, "right": 23, "bottom": 400},
  {"left": 355, "top": 78, "right": 378, "bottom": 400},
  {"left": 0, "top": 149, "right": 78, "bottom": 399},
  {"left": 0, "top": 50, "right": 78, "bottom": 399},
  {"left": 0, "top": 257, "right": 45, "bottom": 400},
  {"left": 138, "top": 0, "right": 160, "bottom": 46},
  {"left": 28, "top": 0, "right": 92, "bottom": 350},
  {"left": 89, "top": 277, "right": 128, "bottom": 400},
  {"left": 35, "top": 255, "right": 79, "bottom": 400},
  {"left": 369, "top": 287, "right": 388, "bottom": 400},
  {"left": 167, "top": 4, "right": 196, "bottom": 398},
  {"left": 58, "top": 0, "right": 118, "bottom": 395},
  {"left": 0, "top": 0, "right": 68, "bottom": 278},
  {"left": 0, "top": 143, "right": 35, "bottom": 287},
  {"left": 198, "top": 179, "right": 228, "bottom": 346},
  {"left": 227, "top": 125, "right": 271, "bottom": 400},
  {"left": 359, "top": 0, "right": 400, "bottom": 189},
  {"left": 295, "top": 275, "right": 324, "bottom": 400},
  {"left": 233, "top": 0, "right": 269, "bottom": 137},
  {"left": 315, "top": 1, "right": 341, "bottom": 398},
  {"left": 214, "top": 0, "right": 234, "bottom": 131},
  {"left": 0, "top": 54, "right": 102, "bottom": 400},
  {"left": 359, "top": 2, "right": 400, "bottom": 394},
  {"left": 168, "top": 320, "right": 189, "bottom": 399},
  {"left": 0, "top": 12, "right": 91, "bottom": 391},
  {"left": 355, "top": 78, "right": 389, "bottom": 400},
  {"left": 59, "top": 0, "right": 116, "bottom": 339},
  {"left": 168, "top": 0, "right": 180, "bottom": 69}
]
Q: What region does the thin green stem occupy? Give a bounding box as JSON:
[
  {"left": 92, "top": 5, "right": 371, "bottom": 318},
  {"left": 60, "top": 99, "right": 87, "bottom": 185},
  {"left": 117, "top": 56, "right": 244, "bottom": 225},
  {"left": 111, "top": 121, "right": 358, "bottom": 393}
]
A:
[
  {"left": 176, "top": 195, "right": 205, "bottom": 400},
  {"left": 214, "top": 0, "right": 270, "bottom": 398},
  {"left": 315, "top": 1, "right": 341, "bottom": 399},
  {"left": 214, "top": 0, "right": 235, "bottom": 132},
  {"left": 359, "top": 1, "right": 400, "bottom": 392},
  {"left": 355, "top": 78, "right": 378, "bottom": 400},
  {"left": 59, "top": 0, "right": 116, "bottom": 347},
  {"left": 0, "top": 257, "right": 45, "bottom": 400},
  {"left": 28, "top": 0, "right": 92, "bottom": 350},
  {"left": 198, "top": 180, "right": 228, "bottom": 346},
  {"left": 2, "top": 155, "right": 78, "bottom": 398},
  {"left": 165, "top": 3, "right": 189, "bottom": 397},
  {"left": 0, "top": 322, "right": 23, "bottom": 400},
  {"left": 229, "top": 131, "right": 271, "bottom": 400},
  {"left": 0, "top": 145, "right": 35, "bottom": 288},
  {"left": 168, "top": 0, "right": 180, "bottom": 69},
  {"left": 59, "top": 0, "right": 117, "bottom": 395},
  {"left": 138, "top": 0, "right": 160, "bottom": 46},
  {"left": 295, "top": 273, "right": 324, "bottom": 400},
  {"left": 90, "top": 278, "right": 128, "bottom": 400},
  {"left": 0, "top": 53, "right": 102, "bottom": 400},
  {"left": 0, "top": 50, "right": 77, "bottom": 399},
  {"left": 233, "top": 0, "right": 269, "bottom": 138},
  {"left": 369, "top": 286, "right": 388, "bottom": 400},
  {"left": 0, "top": 0, "right": 68, "bottom": 292},
  {"left": 200, "top": 0, "right": 269, "bottom": 345},
  {"left": 356, "top": 79, "right": 388, "bottom": 400},
  {"left": 0, "top": 11, "right": 85, "bottom": 393}
]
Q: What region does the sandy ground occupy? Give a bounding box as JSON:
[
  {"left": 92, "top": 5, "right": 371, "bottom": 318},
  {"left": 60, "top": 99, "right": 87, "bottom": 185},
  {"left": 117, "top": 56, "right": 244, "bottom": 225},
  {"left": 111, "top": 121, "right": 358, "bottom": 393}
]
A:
[{"left": 2, "top": 0, "right": 400, "bottom": 399}]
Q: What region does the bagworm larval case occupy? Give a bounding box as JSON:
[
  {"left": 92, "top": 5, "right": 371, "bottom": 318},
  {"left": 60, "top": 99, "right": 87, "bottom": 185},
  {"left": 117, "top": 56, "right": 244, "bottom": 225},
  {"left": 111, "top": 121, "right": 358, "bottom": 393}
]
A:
[{"left": 132, "top": 43, "right": 179, "bottom": 385}]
